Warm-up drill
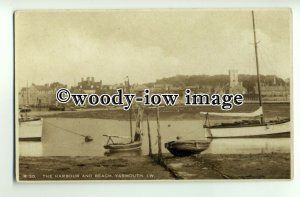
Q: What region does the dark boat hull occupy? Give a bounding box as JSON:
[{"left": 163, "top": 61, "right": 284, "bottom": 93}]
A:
[
  {"left": 20, "top": 108, "right": 31, "bottom": 113},
  {"left": 165, "top": 140, "right": 210, "bottom": 157}
]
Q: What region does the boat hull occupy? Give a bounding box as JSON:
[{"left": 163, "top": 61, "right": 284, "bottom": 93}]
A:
[
  {"left": 104, "top": 140, "right": 142, "bottom": 151},
  {"left": 207, "top": 121, "right": 290, "bottom": 138},
  {"left": 165, "top": 140, "right": 210, "bottom": 157},
  {"left": 19, "top": 118, "right": 43, "bottom": 141}
]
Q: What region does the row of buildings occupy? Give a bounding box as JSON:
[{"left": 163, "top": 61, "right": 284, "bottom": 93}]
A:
[
  {"left": 19, "top": 71, "right": 290, "bottom": 107},
  {"left": 229, "top": 69, "right": 289, "bottom": 101},
  {"left": 19, "top": 82, "right": 67, "bottom": 107}
]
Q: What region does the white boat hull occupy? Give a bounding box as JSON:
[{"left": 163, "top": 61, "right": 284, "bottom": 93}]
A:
[
  {"left": 207, "top": 121, "right": 290, "bottom": 138},
  {"left": 19, "top": 118, "right": 43, "bottom": 141}
]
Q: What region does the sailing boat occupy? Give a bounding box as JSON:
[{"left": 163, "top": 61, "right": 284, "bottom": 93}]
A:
[
  {"left": 19, "top": 82, "right": 44, "bottom": 141},
  {"left": 103, "top": 77, "right": 143, "bottom": 151},
  {"left": 20, "top": 82, "right": 32, "bottom": 112},
  {"left": 201, "top": 11, "right": 290, "bottom": 138}
]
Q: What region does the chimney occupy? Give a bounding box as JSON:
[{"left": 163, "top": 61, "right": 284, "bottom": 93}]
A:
[
  {"left": 91, "top": 77, "right": 95, "bottom": 82},
  {"left": 81, "top": 77, "right": 84, "bottom": 82},
  {"left": 87, "top": 77, "right": 90, "bottom": 82}
]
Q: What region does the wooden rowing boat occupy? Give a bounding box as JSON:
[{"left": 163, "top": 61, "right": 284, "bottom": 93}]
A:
[
  {"left": 104, "top": 140, "right": 142, "bottom": 151},
  {"left": 165, "top": 139, "right": 211, "bottom": 157}
]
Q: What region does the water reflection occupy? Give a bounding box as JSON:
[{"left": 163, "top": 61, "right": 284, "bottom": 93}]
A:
[
  {"left": 19, "top": 142, "right": 43, "bottom": 156},
  {"left": 104, "top": 149, "right": 142, "bottom": 157}
]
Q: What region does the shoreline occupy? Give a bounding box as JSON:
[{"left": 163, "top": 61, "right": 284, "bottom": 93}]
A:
[
  {"left": 18, "top": 153, "right": 291, "bottom": 181},
  {"left": 26, "top": 103, "right": 290, "bottom": 121}
]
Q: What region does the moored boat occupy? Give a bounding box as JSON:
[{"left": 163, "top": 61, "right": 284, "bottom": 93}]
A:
[
  {"left": 49, "top": 104, "right": 65, "bottom": 111},
  {"left": 165, "top": 139, "right": 211, "bottom": 157},
  {"left": 19, "top": 105, "right": 31, "bottom": 113},
  {"left": 104, "top": 137, "right": 142, "bottom": 151},
  {"left": 19, "top": 116, "right": 43, "bottom": 141},
  {"left": 103, "top": 77, "right": 143, "bottom": 152},
  {"left": 103, "top": 107, "right": 143, "bottom": 152},
  {"left": 202, "top": 113, "right": 290, "bottom": 138},
  {"left": 200, "top": 11, "right": 291, "bottom": 138}
]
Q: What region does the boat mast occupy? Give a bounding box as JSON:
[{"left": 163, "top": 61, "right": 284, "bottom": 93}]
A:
[
  {"left": 26, "top": 81, "right": 29, "bottom": 105},
  {"left": 251, "top": 11, "right": 264, "bottom": 124},
  {"left": 26, "top": 81, "right": 29, "bottom": 118},
  {"left": 127, "top": 77, "right": 133, "bottom": 142}
]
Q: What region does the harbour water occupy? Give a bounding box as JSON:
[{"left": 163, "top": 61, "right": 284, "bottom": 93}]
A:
[{"left": 19, "top": 118, "right": 291, "bottom": 157}]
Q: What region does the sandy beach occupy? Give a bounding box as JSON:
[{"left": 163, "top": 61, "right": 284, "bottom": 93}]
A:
[{"left": 18, "top": 153, "right": 291, "bottom": 181}]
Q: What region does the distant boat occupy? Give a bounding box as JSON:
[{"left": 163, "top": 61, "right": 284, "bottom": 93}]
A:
[
  {"left": 165, "top": 139, "right": 211, "bottom": 157},
  {"left": 103, "top": 77, "right": 143, "bottom": 152},
  {"left": 20, "top": 81, "right": 32, "bottom": 112},
  {"left": 18, "top": 81, "right": 43, "bottom": 141},
  {"left": 200, "top": 11, "right": 291, "bottom": 138},
  {"left": 49, "top": 104, "right": 65, "bottom": 111},
  {"left": 103, "top": 135, "right": 142, "bottom": 151},
  {"left": 19, "top": 105, "right": 31, "bottom": 113}
]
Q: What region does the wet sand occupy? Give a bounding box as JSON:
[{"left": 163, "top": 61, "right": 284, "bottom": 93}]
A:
[
  {"left": 161, "top": 153, "right": 291, "bottom": 179},
  {"left": 18, "top": 153, "right": 291, "bottom": 181},
  {"left": 19, "top": 156, "right": 173, "bottom": 181}
]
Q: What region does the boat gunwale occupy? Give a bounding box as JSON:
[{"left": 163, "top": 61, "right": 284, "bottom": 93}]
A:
[
  {"left": 104, "top": 140, "right": 142, "bottom": 150},
  {"left": 204, "top": 119, "right": 290, "bottom": 129},
  {"left": 165, "top": 140, "right": 211, "bottom": 145}
]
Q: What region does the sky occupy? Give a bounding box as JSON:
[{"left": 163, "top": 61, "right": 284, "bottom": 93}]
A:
[{"left": 15, "top": 9, "right": 292, "bottom": 88}]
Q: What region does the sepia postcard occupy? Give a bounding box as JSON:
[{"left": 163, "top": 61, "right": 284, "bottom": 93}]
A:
[{"left": 14, "top": 9, "right": 293, "bottom": 182}]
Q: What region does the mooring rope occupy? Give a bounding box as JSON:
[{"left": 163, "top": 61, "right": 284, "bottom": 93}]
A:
[{"left": 44, "top": 120, "right": 87, "bottom": 138}]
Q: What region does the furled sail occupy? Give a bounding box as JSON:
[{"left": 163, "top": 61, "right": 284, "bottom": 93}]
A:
[{"left": 200, "top": 107, "right": 263, "bottom": 117}]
